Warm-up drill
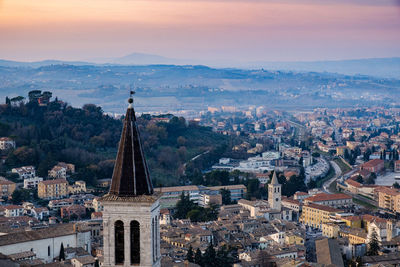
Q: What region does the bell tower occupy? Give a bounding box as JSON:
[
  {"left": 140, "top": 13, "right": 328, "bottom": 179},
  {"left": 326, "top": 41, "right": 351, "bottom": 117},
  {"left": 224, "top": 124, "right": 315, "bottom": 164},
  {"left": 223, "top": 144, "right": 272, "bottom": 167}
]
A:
[
  {"left": 268, "top": 171, "right": 281, "bottom": 211},
  {"left": 101, "top": 96, "right": 161, "bottom": 267}
]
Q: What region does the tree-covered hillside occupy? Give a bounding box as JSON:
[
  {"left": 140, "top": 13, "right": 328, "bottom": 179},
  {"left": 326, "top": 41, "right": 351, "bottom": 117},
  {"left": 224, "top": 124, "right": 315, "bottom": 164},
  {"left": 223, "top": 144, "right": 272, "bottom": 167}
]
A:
[{"left": 0, "top": 97, "right": 229, "bottom": 187}]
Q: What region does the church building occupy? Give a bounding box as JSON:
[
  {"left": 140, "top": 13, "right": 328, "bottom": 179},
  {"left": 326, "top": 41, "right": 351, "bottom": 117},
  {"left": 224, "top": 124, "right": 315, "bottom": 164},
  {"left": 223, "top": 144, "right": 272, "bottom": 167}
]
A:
[{"left": 101, "top": 97, "right": 161, "bottom": 267}]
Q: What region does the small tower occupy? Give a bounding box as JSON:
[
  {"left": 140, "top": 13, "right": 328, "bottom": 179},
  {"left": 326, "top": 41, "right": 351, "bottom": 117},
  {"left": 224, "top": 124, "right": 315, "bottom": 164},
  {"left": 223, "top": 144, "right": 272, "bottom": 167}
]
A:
[
  {"left": 268, "top": 171, "right": 281, "bottom": 211},
  {"left": 101, "top": 97, "right": 161, "bottom": 267}
]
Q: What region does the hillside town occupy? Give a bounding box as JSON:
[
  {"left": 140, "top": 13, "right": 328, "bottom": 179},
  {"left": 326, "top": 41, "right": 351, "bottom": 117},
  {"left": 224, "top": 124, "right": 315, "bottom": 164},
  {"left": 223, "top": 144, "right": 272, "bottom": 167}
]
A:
[{"left": 1, "top": 95, "right": 400, "bottom": 266}]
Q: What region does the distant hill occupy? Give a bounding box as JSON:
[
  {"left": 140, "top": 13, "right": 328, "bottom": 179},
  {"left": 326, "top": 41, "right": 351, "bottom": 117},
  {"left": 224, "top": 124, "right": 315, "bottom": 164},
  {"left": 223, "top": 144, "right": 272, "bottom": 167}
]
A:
[
  {"left": 109, "top": 52, "right": 187, "bottom": 65},
  {"left": 246, "top": 57, "right": 400, "bottom": 79},
  {"left": 0, "top": 59, "right": 93, "bottom": 67},
  {"left": 0, "top": 64, "right": 399, "bottom": 113},
  {"left": 1, "top": 55, "right": 399, "bottom": 78}
]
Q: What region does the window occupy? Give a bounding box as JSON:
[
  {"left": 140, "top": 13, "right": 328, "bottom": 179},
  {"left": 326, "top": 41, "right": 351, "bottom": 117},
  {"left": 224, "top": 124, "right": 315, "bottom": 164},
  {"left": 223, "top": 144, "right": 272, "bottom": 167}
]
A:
[
  {"left": 130, "top": 220, "right": 140, "bottom": 264},
  {"left": 48, "top": 246, "right": 50, "bottom": 257},
  {"left": 115, "top": 220, "right": 124, "bottom": 264}
]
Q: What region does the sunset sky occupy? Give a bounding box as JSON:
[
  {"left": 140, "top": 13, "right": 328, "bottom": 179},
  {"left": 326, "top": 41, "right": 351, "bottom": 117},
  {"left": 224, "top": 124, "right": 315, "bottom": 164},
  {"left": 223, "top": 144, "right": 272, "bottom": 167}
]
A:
[{"left": 1, "top": 0, "right": 400, "bottom": 62}]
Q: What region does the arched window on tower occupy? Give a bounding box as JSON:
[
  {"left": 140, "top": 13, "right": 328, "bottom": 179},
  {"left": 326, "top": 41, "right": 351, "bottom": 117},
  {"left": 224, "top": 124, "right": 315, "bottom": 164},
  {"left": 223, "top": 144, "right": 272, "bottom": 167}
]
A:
[
  {"left": 155, "top": 216, "right": 158, "bottom": 260},
  {"left": 115, "top": 220, "right": 124, "bottom": 264},
  {"left": 130, "top": 220, "right": 140, "bottom": 264},
  {"left": 152, "top": 218, "right": 155, "bottom": 262}
]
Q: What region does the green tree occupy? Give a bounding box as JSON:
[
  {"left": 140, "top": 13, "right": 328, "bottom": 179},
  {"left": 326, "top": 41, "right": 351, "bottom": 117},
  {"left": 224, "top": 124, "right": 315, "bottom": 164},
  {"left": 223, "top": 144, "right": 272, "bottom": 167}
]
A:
[
  {"left": 175, "top": 192, "right": 196, "bottom": 219},
  {"left": 367, "top": 229, "right": 380, "bottom": 256},
  {"left": 393, "top": 182, "right": 400, "bottom": 189},
  {"left": 203, "top": 244, "right": 216, "bottom": 267},
  {"left": 194, "top": 248, "right": 203, "bottom": 266},
  {"left": 246, "top": 178, "right": 260, "bottom": 199},
  {"left": 187, "top": 209, "right": 202, "bottom": 222},
  {"left": 355, "top": 175, "right": 364, "bottom": 184},
  {"left": 220, "top": 188, "right": 231, "bottom": 205},
  {"left": 11, "top": 189, "right": 31, "bottom": 204},
  {"left": 186, "top": 246, "right": 194, "bottom": 262},
  {"left": 366, "top": 172, "right": 377, "bottom": 185},
  {"left": 59, "top": 243, "right": 65, "bottom": 261}
]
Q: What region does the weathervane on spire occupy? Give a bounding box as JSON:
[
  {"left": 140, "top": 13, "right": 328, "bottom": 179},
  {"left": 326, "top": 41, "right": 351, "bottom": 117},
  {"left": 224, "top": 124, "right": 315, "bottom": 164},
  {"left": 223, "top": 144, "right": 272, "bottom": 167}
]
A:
[{"left": 128, "top": 86, "right": 135, "bottom": 107}]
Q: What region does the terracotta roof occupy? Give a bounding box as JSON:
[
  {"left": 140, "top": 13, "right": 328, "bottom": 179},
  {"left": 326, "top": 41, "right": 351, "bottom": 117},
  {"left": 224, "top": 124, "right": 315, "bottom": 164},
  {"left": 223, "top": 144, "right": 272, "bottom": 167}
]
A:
[
  {"left": 73, "top": 255, "right": 95, "bottom": 265},
  {"left": 304, "top": 203, "right": 341, "bottom": 213},
  {"left": 375, "top": 186, "right": 400, "bottom": 196},
  {"left": 362, "top": 214, "right": 387, "bottom": 223},
  {"left": 362, "top": 159, "right": 384, "bottom": 168},
  {"left": 154, "top": 185, "right": 199, "bottom": 192},
  {"left": 281, "top": 197, "right": 300, "bottom": 205},
  {"left": 208, "top": 184, "right": 246, "bottom": 191},
  {"left": 40, "top": 179, "right": 68, "bottom": 185},
  {"left": 294, "top": 192, "right": 308, "bottom": 196},
  {"left": 0, "top": 180, "right": 15, "bottom": 185},
  {"left": 345, "top": 179, "right": 362, "bottom": 188},
  {"left": 305, "top": 193, "right": 352, "bottom": 202},
  {"left": 4, "top": 205, "right": 23, "bottom": 210},
  {"left": 342, "top": 215, "right": 360, "bottom": 221},
  {"left": 0, "top": 223, "right": 88, "bottom": 246},
  {"left": 109, "top": 102, "right": 153, "bottom": 197}
]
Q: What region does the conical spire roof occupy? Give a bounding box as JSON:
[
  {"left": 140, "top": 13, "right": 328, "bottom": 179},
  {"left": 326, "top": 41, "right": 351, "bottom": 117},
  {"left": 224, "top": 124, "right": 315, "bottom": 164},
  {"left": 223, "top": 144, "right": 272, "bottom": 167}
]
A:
[
  {"left": 109, "top": 99, "right": 153, "bottom": 196},
  {"left": 271, "top": 171, "right": 279, "bottom": 185}
]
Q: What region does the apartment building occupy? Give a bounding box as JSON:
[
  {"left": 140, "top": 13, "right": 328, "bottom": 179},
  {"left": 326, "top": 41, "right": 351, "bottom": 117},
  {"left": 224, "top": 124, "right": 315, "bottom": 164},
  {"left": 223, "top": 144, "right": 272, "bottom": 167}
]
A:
[
  {"left": 38, "top": 179, "right": 69, "bottom": 199},
  {"left": 304, "top": 193, "right": 352, "bottom": 208},
  {"left": 300, "top": 203, "right": 341, "bottom": 229},
  {"left": 0, "top": 179, "right": 16, "bottom": 197}
]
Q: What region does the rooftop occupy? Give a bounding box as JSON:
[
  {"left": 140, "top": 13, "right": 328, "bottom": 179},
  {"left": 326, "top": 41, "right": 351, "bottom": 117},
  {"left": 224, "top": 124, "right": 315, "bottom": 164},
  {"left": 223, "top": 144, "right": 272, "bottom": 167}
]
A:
[{"left": 305, "top": 193, "right": 352, "bottom": 202}]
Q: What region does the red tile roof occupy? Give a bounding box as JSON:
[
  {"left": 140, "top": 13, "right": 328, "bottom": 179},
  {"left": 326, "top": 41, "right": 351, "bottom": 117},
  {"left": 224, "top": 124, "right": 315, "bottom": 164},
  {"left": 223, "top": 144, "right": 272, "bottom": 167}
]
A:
[
  {"left": 304, "top": 203, "right": 341, "bottom": 213},
  {"left": 345, "top": 179, "right": 362, "bottom": 188},
  {"left": 305, "top": 193, "right": 352, "bottom": 202},
  {"left": 362, "top": 159, "right": 384, "bottom": 168},
  {"left": 40, "top": 179, "right": 68, "bottom": 185}
]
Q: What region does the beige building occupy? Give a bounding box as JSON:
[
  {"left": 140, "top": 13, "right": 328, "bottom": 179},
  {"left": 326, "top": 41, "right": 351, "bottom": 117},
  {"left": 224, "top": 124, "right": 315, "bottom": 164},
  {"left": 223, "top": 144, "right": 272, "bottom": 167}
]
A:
[
  {"left": 0, "top": 179, "right": 16, "bottom": 197},
  {"left": 376, "top": 186, "right": 400, "bottom": 213},
  {"left": 300, "top": 203, "right": 341, "bottom": 229},
  {"left": 48, "top": 166, "right": 67, "bottom": 179},
  {"left": 304, "top": 193, "right": 352, "bottom": 208},
  {"left": 198, "top": 192, "right": 222, "bottom": 207},
  {"left": 322, "top": 223, "right": 340, "bottom": 238},
  {"left": 38, "top": 179, "right": 69, "bottom": 199},
  {"left": 68, "top": 181, "right": 87, "bottom": 194}
]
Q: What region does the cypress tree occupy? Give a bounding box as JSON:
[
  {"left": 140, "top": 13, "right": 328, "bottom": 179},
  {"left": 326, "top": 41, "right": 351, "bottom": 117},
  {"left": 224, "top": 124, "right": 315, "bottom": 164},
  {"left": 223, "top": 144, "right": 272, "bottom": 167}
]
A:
[
  {"left": 194, "top": 248, "right": 203, "bottom": 266},
  {"left": 186, "top": 245, "right": 194, "bottom": 262},
  {"left": 59, "top": 243, "right": 65, "bottom": 261},
  {"left": 367, "top": 229, "right": 380, "bottom": 256}
]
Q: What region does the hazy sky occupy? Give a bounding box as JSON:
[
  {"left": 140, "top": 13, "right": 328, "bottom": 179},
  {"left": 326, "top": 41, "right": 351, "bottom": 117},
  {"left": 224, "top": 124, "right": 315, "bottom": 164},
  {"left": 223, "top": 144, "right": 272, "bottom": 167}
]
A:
[{"left": 1, "top": 0, "right": 400, "bottom": 62}]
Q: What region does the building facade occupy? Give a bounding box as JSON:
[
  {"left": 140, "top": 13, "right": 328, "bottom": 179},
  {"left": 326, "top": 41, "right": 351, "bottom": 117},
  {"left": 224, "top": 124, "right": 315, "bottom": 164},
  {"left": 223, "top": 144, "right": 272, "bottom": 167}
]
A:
[{"left": 38, "top": 179, "right": 69, "bottom": 199}]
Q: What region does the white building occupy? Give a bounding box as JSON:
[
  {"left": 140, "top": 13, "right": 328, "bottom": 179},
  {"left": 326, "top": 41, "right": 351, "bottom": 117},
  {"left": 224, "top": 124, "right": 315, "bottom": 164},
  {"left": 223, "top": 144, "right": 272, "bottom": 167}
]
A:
[
  {"left": 0, "top": 137, "right": 15, "bottom": 150},
  {"left": 11, "top": 166, "right": 35, "bottom": 180},
  {"left": 23, "top": 176, "right": 43, "bottom": 189},
  {"left": 4, "top": 205, "right": 24, "bottom": 217},
  {"left": 0, "top": 223, "right": 91, "bottom": 263}
]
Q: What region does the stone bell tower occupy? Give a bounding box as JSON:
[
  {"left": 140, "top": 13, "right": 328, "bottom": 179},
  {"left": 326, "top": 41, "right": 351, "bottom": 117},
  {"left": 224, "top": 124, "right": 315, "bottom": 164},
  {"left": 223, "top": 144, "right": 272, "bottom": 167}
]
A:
[
  {"left": 268, "top": 171, "right": 281, "bottom": 211},
  {"left": 101, "top": 96, "right": 161, "bottom": 267}
]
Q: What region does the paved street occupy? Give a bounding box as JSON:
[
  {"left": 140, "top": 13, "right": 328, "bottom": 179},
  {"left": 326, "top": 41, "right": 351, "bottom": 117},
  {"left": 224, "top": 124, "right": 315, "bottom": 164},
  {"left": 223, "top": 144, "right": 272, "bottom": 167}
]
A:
[{"left": 322, "top": 160, "right": 342, "bottom": 193}]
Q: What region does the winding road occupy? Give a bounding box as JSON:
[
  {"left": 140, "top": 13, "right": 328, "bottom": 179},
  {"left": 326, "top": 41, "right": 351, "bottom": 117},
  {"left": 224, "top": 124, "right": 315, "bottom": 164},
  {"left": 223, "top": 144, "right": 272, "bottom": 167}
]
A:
[{"left": 322, "top": 160, "right": 342, "bottom": 193}]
